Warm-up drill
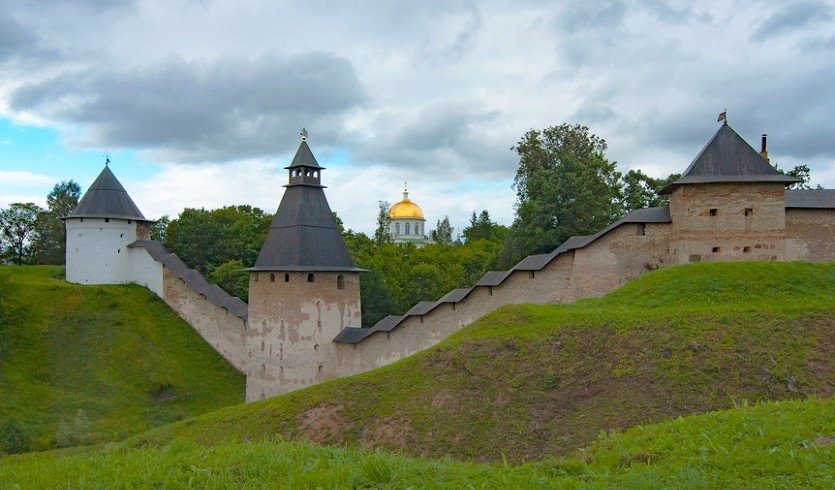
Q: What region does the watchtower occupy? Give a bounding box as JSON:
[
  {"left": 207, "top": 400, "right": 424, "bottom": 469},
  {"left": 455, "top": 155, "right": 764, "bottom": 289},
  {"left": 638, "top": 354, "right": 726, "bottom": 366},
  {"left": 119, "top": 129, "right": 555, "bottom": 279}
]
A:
[
  {"left": 662, "top": 122, "right": 798, "bottom": 263},
  {"left": 64, "top": 162, "right": 152, "bottom": 285},
  {"left": 245, "top": 131, "right": 364, "bottom": 401}
]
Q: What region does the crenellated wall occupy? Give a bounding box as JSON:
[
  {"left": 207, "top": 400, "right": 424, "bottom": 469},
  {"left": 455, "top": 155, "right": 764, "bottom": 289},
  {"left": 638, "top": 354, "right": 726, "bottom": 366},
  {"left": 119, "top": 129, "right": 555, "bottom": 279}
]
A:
[
  {"left": 327, "top": 218, "right": 674, "bottom": 380},
  {"left": 162, "top": 267, "right": 247, "bottom": 372}
]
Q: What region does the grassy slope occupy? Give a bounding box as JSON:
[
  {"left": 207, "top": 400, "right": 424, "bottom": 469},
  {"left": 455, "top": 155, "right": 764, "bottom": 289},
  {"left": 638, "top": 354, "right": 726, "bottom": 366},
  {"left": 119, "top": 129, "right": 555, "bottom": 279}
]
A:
[
  {"left": 1, "top": 396, "right": 833, "bottom": 488},
  {"left": 130, "top": 262, "right": 835, "bottom": 463},
  {"left": 0, "top": 266, "right": 244, "bottom": 450}
]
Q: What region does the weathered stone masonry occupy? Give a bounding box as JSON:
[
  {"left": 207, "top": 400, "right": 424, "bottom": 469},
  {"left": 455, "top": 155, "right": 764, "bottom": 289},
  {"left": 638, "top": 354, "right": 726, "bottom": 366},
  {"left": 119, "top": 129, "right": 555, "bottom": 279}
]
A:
[{"left": 67, "top": 124, "right": 835, "bottom": 402}]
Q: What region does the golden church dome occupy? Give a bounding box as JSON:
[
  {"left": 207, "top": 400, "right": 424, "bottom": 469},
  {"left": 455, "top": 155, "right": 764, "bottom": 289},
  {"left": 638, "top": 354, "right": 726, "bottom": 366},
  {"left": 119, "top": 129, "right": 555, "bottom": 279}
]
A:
[{"left": 388, "top": 182, "right": 425, "bottom": 219}]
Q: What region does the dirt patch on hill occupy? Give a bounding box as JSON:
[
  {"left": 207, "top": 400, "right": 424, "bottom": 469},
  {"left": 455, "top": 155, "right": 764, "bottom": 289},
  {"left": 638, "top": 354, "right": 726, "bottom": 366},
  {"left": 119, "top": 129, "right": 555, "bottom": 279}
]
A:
[
  {"left": 297, "top": 404, "right": 349, "bottom": 445},
  {"left": 360, "top": 415, "right": 416, "bottom": 451}
]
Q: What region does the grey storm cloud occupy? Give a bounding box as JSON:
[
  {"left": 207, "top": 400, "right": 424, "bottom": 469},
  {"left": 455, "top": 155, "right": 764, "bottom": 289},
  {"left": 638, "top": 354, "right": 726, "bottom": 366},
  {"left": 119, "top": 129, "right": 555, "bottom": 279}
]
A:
[
  {"left": 10, "top": 52, "right": 366, "bottom": 162},
  {"left": 0, "top": 13, "right": 37, "bottom": 61},
  {"left": 752, "top": 0, "right": 833, "bottom": 41},
  {"left": 353, "top": 102, "right": 513, "bottom": 178}
]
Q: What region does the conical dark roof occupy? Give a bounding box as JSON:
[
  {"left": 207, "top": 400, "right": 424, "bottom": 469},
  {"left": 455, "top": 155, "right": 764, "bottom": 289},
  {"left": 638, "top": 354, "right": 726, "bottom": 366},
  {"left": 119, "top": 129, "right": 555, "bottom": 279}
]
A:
[
  {"left": 66, "top": 165, "right": 148, "bottom": 221},
  {"left": 251, "top": 141, "right": 361, "bottom": 272},
  {"left": 662, "top": 123, "right": 798, "bottom": 194},
  {"left": 284, "top": 140, "right": 323, "bottom": 169}
]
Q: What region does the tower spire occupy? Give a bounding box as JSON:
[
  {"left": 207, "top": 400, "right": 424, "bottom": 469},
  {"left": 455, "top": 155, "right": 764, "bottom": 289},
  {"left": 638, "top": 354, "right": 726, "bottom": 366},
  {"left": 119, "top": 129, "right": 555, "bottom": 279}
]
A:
[{"left": 403, "top": 181, "right": 409, "bottom": 200}]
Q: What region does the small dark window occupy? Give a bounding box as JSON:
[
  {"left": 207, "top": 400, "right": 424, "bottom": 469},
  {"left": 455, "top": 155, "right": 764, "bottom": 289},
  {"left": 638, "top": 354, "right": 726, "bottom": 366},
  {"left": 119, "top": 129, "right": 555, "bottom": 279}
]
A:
[
  {"left": 743, "top": 246, "right": 751, "bottom": 253},
  {"left": 744, "top": 208, "right": 753, "bottom": 217},
  {"left": 80, "top": 218, "right": 84, "bottom": 222},
  {"left": 308, "top": 273, "right": 314, "bottom": 283},
  {"left": 712, "top": 247, "right": 721, "bottom": 253},
  {"left": 337, "top": 274, "right": 345, "bottom": 290},
  {"left": 270, "top": 273, "right": 275, "bottom": 283},
  {"left": 284, "top": 273, "right": 289, "bottom": 282},
  {"left": 117, "top": 248, "right": 121, "bottom": 253},
  {"left": 488, "top": 286, "right": 493, "bottom": 296},
  {"left": 638, "top": 223, "right": 646, "bottom": 236},
  {"left": 529, "top": 271, "right": 535, "bottom": 279},
  {"left": 105, "top": 218, "right": 110, "bottom": 223},
  {"left": 254, "top": 274, "right": 258, "bottom": 282},
  {"left": 709, "top": 209, "right": 718, "bottom": 216},
  {"left": 120, "top": 233, "right": 123, "bottom": 238}
]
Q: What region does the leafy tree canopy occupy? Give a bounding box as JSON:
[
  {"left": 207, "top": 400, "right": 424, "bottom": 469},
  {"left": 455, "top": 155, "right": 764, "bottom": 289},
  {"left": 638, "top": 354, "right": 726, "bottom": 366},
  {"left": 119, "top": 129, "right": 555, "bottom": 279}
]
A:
[{"left": 501, "top": 124, "right": 623, "bottom": 267}]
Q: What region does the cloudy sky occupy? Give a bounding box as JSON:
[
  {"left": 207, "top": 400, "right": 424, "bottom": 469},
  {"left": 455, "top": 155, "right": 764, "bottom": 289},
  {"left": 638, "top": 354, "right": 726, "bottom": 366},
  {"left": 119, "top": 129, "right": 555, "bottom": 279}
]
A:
[{"left": 1, "top": 0, "right": 834, "bottom": 235}]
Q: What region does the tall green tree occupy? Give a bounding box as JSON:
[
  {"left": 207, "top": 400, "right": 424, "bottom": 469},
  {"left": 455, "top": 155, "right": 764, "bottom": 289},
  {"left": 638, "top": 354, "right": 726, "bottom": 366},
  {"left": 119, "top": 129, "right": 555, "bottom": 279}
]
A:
[
  {"left": 373, "top": 201, "right": 391, "bottom": 245},
  {"left": 30, "top": 181, "right": 81, "bottom": 264},
  {"left": 462, "top": 210, "right": 507, "bottom": 242},
  {"left": 164, "top": 205, "right": 272, "bottom": 275},
  {"left": 0, "top": 203, "right": 43, "bottom": 264},
  {"left": 431, "top": 216, "right": 453, "bottom": 244},
  {"left": 775, "top": 164, "right": 813, "bottom": 190},
  {"left": 501, "top": 123, "right": 623, "bottom": 267},
  {"left": 151, "top": 215, "right": 170, "bottom": 242},
  {"left": 620, "top": 170, "right": 680, "bottom": 213}
]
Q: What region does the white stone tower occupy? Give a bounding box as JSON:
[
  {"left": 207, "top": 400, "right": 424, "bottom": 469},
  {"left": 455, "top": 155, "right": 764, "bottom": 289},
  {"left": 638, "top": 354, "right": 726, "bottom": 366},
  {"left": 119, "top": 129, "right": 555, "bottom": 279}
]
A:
[
  {"left": 245, "top": 132, "right": 364, "bottom": 401},
  {"left": 64, "top": 162, "right": 151, "bottom": 285}
]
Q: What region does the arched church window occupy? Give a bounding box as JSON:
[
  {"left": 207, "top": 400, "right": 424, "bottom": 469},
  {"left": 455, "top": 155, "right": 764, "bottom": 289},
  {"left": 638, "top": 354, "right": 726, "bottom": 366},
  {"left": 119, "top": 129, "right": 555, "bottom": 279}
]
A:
[
  {"left": 395, "top": 222, "right": 400, "bottom": 234},
  {"left": 337, "top": 274, "right": 345, "bottom": 290},
  {"left": 405, "top": 222, "right": 411, "bottom": 235}
]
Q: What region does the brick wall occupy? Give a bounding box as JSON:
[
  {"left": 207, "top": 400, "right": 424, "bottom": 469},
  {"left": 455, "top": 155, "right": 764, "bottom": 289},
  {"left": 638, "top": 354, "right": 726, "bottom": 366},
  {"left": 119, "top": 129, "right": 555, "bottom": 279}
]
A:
[
  {"left": 669, "top": 183, "right": 786, "bottom": 263},
  {"left": 786, "top": 209, "right": 835, "bottom": 261}
]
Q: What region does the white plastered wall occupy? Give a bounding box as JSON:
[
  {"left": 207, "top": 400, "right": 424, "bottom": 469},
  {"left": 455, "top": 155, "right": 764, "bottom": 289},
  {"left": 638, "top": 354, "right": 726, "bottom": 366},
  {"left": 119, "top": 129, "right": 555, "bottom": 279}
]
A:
[
  {"left": 128, "top": 247, "right": 164, "bottom": 296},
  {"left": 65, "top": 218, "right": 138, "bottom": 285}
]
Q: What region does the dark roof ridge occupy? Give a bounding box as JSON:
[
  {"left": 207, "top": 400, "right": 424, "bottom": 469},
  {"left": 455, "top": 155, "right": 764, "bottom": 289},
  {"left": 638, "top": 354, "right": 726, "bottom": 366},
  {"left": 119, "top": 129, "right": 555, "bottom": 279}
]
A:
[
  {"left": 67, "top": 165, "right": 149, "bottom": 221},
  {"left": 662, "top": 124, "right": 798, "bottom": 193},
  {"left": 285, "top": 140, "right": 323, "bottom": 169}
]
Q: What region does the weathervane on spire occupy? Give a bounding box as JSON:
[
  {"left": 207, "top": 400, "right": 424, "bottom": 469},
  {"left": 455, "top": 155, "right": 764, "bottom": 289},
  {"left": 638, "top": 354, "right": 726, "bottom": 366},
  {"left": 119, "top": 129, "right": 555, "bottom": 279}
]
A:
[
  {"left": 403, "top": 181, "right": 409, "bottom": 200},
  {"left": 300, "top": 127, "right": 309, "bottom": 141},
  {"left": 104, "top": 151, "right": 111, "bottom": 166},
  {"left": 717, "top": 109, "right": 728, "bottom": 125}
]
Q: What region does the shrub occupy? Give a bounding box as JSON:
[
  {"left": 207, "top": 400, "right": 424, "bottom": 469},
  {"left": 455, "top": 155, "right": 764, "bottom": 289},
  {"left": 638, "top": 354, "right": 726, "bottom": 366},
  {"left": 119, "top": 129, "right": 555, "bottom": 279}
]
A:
[
  {"left": 1, "top": 418, "right": 31, "bottom": 454},
  {"left": 55, "top": 409, "right": 93, "bottom": 448}
]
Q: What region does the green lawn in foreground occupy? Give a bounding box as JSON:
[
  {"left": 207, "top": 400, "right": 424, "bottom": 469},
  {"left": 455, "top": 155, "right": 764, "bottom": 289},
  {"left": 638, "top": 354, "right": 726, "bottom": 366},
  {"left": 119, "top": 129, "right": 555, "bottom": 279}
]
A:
[
  {"left": 128, "top": 261, "right": 835, "bottom": 462},
  {"left": 0, "top": 266, "right": 245, "bottom": 451},
  {"left": 1, "top": 396, "right": 832, "bottom": 488}
]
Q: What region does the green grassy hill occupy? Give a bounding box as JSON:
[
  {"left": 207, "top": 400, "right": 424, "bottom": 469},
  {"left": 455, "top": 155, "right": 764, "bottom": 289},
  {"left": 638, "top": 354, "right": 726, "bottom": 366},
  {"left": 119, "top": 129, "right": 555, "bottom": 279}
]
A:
[
  {"left": 0, "top": 266, "right": 244, "bottom": 452},
  {"left": 2, "top": 396, "right": 833, "bottom": 488},
  {"left": 129, "top": 262, "right": 835, "bottom": 463}
]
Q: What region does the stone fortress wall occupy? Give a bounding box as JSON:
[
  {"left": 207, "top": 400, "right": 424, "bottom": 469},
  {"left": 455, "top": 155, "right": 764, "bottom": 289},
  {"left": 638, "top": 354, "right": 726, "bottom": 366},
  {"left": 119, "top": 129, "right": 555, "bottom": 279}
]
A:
[
  {"left": 67, "top": 125, "right": 835, "bottom": 402},
  {"left": 127, "top": 240, "right": 248, "bottom": 373},
  {"left": 321, "top": 196, "right": 833, "bottom": 386}
]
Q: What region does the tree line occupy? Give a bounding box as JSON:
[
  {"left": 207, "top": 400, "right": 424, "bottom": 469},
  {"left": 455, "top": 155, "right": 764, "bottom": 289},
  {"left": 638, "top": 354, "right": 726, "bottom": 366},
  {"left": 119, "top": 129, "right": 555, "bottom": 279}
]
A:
[
  {"left": 0, "top": 181, "right": 81, "bottom": 264},
  {"left": 2, "top": 123, "right": 814, "bottom": 326}
]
